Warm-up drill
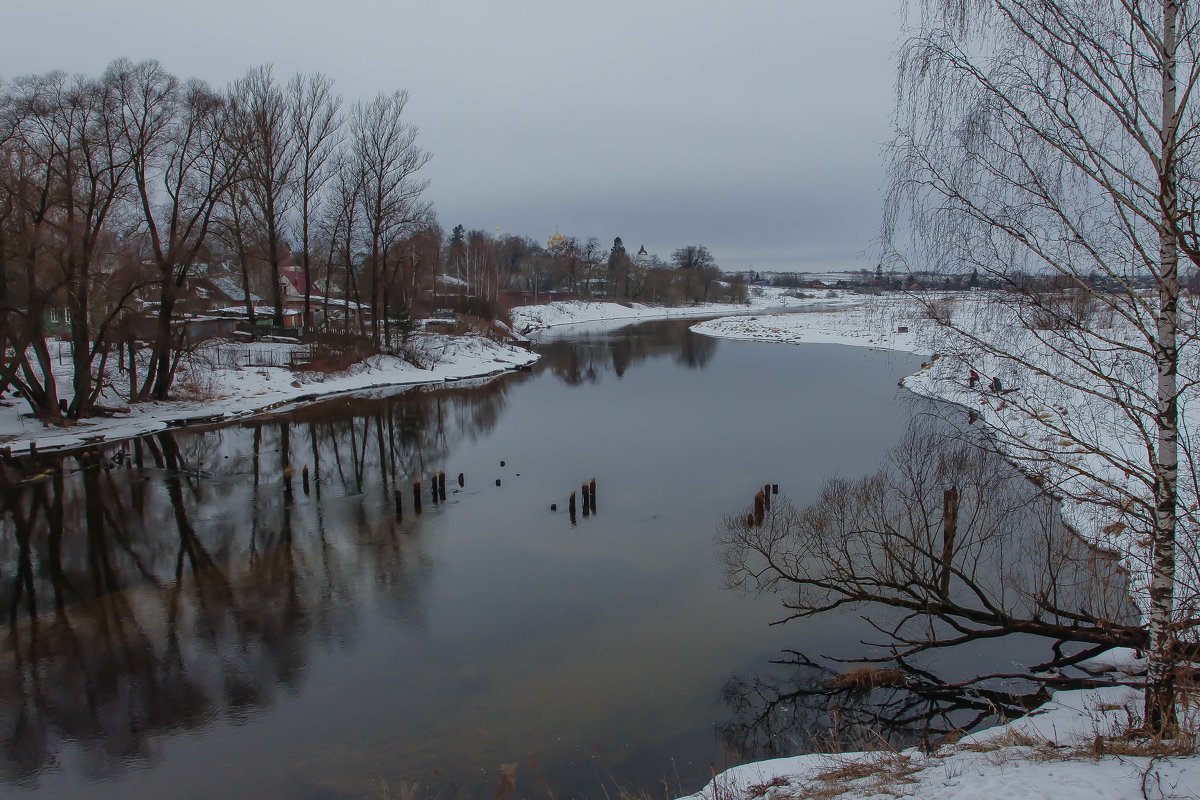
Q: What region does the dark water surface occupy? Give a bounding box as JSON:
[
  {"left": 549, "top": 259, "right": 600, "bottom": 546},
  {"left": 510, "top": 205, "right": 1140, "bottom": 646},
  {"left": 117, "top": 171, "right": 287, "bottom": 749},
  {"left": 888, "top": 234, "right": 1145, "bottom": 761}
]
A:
[{"left": 1, "top": 320, "right": 987, "bottom": 798}]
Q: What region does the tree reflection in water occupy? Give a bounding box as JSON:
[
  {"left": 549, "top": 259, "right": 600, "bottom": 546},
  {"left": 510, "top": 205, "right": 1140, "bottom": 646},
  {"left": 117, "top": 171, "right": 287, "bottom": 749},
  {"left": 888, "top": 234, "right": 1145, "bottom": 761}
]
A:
[
  {"left": 0, "top": 321, "right": 720, "bottom": 790},
  {"left": 0, "top": 375, "right": 517, "bottom": 785},
  {"left": 717, "top": 414, "right": 1139, "bottom": 763}
]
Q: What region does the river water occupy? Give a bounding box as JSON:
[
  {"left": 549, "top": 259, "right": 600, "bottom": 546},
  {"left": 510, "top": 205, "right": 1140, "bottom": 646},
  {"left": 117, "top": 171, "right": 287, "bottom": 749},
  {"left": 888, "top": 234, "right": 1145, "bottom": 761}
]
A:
[{"left": 0, "top": 318, "right": 1125, "bottom": 798}]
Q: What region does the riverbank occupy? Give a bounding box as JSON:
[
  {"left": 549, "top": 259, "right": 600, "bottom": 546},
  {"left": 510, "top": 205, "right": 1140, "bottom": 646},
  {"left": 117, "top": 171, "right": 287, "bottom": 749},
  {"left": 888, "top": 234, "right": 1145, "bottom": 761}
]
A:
[
  {"left": 0, "top": 289, "right": 851, "bottom": 456},
  {"left": 682, "top": 680, "right": 1199, "bottom": 800},
  {"left": 509, "top": 286, "right": 859, "bottom": 332},
  {"left": 0, "top": 332, "right": 537, "bottom": 455},
  {"left": 689, "top": 294, "right": 1200, "bottom": 799}
]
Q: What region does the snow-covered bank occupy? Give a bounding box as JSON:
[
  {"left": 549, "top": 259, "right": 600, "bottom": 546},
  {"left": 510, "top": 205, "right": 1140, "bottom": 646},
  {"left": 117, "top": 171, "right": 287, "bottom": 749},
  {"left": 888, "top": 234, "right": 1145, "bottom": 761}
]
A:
[
  {"left": 691, "top": 294, "right": 927, "bottom": 354},
  {"left": 0, "top": 333, "right": 538, "bottom": 454},
  {"left": 693, "top": 292, "right": 1200, "bottom": 617},
  {"left": 681, "top": 685, "right": 1199, "bottom": 800},
  {"left": 509, "top": 287, "right": 861, "bottom": 333},
  {"left": 689, "top": 295, "right": 1200, "bottom": 799}
]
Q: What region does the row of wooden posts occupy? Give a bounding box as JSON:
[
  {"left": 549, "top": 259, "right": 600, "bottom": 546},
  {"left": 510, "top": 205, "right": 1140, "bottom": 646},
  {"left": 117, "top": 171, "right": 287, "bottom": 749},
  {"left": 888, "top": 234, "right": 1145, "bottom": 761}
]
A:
[
  {"left": 561, "top": 478, "right": 597, "bottom": 523},
  {"left": 390, "top": 470, "right": 470, "bottom": 518}
]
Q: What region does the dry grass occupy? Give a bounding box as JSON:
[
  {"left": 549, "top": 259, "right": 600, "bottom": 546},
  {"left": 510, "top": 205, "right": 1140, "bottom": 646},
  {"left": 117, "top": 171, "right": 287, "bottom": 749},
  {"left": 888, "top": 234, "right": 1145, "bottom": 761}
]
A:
[
  {"left": 788, "top": 753, "right": 921, "bottom": 799},
  {"left": 826, "top": 667, "right": 906, "bottom": 691}
]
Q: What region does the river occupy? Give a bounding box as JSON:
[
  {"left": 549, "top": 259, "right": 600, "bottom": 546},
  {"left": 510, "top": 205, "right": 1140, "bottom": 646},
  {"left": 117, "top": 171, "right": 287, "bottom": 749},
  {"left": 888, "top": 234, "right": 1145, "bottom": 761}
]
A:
[{"left": 0, "top": 318, "right": 1127, "bottom": 798}]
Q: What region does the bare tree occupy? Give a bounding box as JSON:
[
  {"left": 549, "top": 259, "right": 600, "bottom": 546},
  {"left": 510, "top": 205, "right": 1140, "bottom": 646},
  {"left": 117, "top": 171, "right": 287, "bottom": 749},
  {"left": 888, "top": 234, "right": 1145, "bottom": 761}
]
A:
[
  {"left": 885, "top": 0, "right": 1200, "bottom": 731},
  {"left": 722, "top": 418, "right": 1142, "bottom": 693},
  {"left": 349, "top": 90, "right": 430, "bottom": 344},
  {"left": 288, "top": 72, "right": 342, "bottom": 329},
  {"left": 113, "top": 59, "right": 240, "bottom": 400},
  {"left": 231, "top": 65, "right": 298, "bottom": 329}
]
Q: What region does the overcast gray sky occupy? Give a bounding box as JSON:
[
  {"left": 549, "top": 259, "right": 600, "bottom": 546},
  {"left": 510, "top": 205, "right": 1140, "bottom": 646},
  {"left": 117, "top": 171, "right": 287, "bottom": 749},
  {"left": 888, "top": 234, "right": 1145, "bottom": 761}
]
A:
[{"left": 3, "top": 1, "right": 900, "bottom": 271}]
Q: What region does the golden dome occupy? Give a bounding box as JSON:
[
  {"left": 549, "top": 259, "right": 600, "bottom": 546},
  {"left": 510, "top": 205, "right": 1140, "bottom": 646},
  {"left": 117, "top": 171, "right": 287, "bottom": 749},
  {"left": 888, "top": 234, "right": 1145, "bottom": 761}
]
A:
[{"left": 547, "top": 230, "right": 565, "bottom": 248}]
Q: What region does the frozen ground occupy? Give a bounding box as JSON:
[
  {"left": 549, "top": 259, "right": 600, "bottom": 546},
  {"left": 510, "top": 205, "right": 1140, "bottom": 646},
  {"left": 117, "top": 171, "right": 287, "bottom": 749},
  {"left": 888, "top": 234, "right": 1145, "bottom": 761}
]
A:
[{"left": 0, "top": 333, "right": 538, "bottom": 454}]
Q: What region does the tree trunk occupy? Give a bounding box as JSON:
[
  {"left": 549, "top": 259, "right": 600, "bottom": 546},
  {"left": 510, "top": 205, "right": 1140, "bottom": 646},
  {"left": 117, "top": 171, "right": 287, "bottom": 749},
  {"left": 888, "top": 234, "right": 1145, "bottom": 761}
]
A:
[{"left": 1147, "top": 0, "right": 1180, "bottom": 735}]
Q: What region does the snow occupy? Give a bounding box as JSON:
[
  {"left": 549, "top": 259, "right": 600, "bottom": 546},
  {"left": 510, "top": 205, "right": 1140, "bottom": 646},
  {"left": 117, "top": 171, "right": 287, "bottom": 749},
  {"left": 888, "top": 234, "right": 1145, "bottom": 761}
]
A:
[
  {"left": 0, "top": 333, "right": 537, "bottom": 454},
  {"left": 680, "top": 686, "right": 1200, "bottom": 800},
  {"left": 509, "top": 287, "right": 861, "bottom": 333}
]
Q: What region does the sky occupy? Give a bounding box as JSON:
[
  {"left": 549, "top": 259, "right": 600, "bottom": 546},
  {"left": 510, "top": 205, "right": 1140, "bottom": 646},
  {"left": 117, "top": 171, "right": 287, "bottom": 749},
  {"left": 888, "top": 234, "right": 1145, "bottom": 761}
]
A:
[{"left": 2, "top": 1, "right": 901, "bottom": 272}]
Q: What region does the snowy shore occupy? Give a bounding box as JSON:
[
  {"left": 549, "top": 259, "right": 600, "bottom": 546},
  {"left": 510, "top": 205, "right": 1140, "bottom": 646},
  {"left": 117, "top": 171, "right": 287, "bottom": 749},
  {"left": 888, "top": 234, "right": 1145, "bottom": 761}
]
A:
[
  {"left": 0, "top": 287, "right": 849, "bottom": 455},
  {"left": 0, "top": 333, "right": 538, "bottom": 455},
  {"left": 682, "top": 680, "right": 1199, "bottom": 800},
  {"left": 687, "top": 294, "right": 1200, "bottom": 799},
  {"left": 509, "top": 287, "right": 860, "bottom": 333}
]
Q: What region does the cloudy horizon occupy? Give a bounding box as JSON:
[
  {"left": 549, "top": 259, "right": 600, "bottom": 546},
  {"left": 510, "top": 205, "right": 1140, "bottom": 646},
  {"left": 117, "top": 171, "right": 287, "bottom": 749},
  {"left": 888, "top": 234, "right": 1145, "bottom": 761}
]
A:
[{"left": 3, "top": 1, "right": 900, "bottom": 271}]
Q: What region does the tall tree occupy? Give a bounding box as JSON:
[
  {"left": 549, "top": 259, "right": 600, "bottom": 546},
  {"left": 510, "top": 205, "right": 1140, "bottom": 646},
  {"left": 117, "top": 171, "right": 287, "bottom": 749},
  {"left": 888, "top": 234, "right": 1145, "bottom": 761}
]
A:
[
  {"left": 885, "top": 0, "right": 1198, "bottom": 731},
  {"left": 288, "top": 72, "right": 342, "bottom": 329},
  {"left": 231, "top": 65, "right": 298, "bottom": 328},
  {"left": 113, "top": 59, "right": 240, "bottom": 400},
  {"left": 349, "top": 90, "right": 430, "bottom": 344}
]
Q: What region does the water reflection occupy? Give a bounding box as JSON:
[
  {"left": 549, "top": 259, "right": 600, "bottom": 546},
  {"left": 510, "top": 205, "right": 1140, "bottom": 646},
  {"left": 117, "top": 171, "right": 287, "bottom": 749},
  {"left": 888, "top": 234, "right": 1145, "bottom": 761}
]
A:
[
  {"left": 0, "top": 320, "right": 725, "bottom": 795},
  {"left": 537, "top": 319, "right": 718, "bottom": 384},
  {"left": 716, "top": 413, "right": 1138, "bottom": 762}
]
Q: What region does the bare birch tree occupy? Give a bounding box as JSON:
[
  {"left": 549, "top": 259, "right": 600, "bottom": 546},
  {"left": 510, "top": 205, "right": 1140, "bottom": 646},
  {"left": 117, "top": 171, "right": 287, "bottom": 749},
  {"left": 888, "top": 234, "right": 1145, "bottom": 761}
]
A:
[{"left": 885, "top": 0, "right": 1200, "bottom": 731}]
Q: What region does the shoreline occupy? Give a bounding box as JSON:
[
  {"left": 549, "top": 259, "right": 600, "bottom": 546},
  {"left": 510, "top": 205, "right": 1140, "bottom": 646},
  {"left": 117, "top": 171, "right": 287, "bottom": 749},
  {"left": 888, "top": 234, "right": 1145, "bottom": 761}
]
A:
[
  {"left": 0, "top": 333, "right": 539, "bottom": 457},
  {"left": 684, "top": 296, "right": 1200, "bottom": 800}
]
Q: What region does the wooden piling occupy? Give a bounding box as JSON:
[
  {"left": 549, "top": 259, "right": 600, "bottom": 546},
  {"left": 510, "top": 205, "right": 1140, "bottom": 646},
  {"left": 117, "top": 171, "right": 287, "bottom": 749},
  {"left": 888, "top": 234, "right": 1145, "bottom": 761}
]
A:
[
  {"left": 763, "top": 484, "right": 772, "bottom": 512},
  {"left": 772, "top": 484, "right": 779, "bottom": 495},
  {"left": 500, "top": 460, "right": 506, "bottom": 467},
  {"left": 413, "top": 480, "right": 423, "bottom": 513},
  {"left": 394, "top": 488, "right": 403, "bottom": 518},
  {"left": 569, "top": 491, "right": 576, "bottom": 516},
  {"left": 496, "top": 478, "right": 502, "bottom": 486},
  {"left": 589, "top": 478, "right": 597, "bottom": 512},
  {"left": 438, "top": 471, "right": 447, "bottom": 500},
  {"left": 940, "top": 487, "right": 959, "bottom": 600},
  {"left": 302, "top": 465, "right": 310, "bottom": 495},
  {"left": 753, "top": 490, "right": 765, "bottom": 527},
  {"left": 458, "top": 472, "right": 465, "bottom": 487},
  {"left": 431, "top": 475, "right": 439, "bottom": 504},
  {"left": 581, "top": 483, "right": 590, "bottom": 516},
  {"left": 550, "top": 503, "right": 557, "bottom": 511}
]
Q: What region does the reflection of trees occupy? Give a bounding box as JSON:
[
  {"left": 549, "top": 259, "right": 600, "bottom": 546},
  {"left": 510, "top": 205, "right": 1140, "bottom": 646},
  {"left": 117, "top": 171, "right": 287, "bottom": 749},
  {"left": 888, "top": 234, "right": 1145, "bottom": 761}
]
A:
[
  {"left": 718, "top": 415, "right": 1140, "bottom": 760},
  {"left": 539, "top": 320, "right": 718, "bottom": 385},
  {"left": 719, "top": 657, "right": 1057, "bottom": 761},
  {"left": 0, "top": 375, "right": 517, "bottom": 786}
]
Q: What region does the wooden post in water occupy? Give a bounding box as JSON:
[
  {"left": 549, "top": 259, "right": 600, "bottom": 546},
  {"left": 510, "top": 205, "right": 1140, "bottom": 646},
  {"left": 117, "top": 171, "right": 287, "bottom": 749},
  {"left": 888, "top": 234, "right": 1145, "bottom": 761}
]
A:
[
  {"left": 394, "top": 488, "right": 403, "bottom": 518},
  {"left": 772, "top": 484, "right": 779, "bottom": 495},
  {"left": 753, "top": 490, "right": 765, "bottom": 527},
  {"left": 763, "top": 484, "right": 772, "bottom": 512},
  {"left": 438, "top": 471, "right": 447, "bottom": 500},
  {"left": 569, "top": 490, "right": 577, "bottom": 516},
  {"left": 413, "top": 480, "right": 423, "bottom": 514},
  {"left": 458, "top": 472, "right": 465, "bottom": 487},
  {"left": 940, "top": 487, "right": 959, "bottom": 600},
  {"left": 589, "top": 478, "right": 597, "bottom": 512},
  {"left": 302, "top": 465, "right": 310, "bottom": 495},
  {"left": 431, "top": 475, "right": 439, "bottom": 504},
  {"left": 581, "top": 483, "right": 590, "bottom": 516}
]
